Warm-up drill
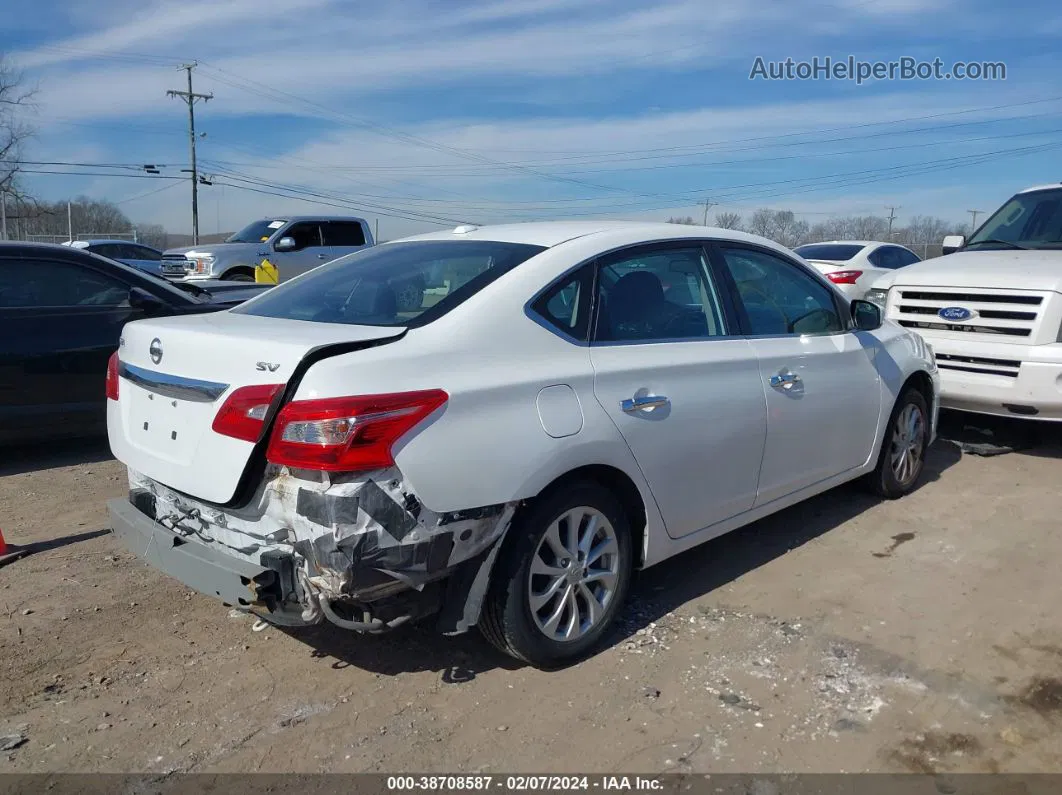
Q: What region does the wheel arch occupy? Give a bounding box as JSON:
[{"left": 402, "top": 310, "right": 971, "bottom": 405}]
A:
[
  {"left": 220, "top": 265, "right": 255, "bottom": 280},
  {"left": 522, "top": 463, "right": 649, "bottom": 569},
  {"left": 901, "top": 369, "right": 935, "bottom": 433}
]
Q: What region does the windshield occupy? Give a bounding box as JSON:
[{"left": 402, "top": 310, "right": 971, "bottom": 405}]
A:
[
  {"left": 232, "top": 240, "right": 547, "bottom": 327},
  {"left": 794, "top": 243, "right": 865, "bottom": 261},
  {"left": 226, "top": 219, "right": 287, "bottom": 244},
  {"left": 967, "top": 188, "right": 1062, "bottom": 249}
]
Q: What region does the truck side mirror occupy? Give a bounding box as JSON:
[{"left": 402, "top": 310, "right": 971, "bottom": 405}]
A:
[
  {"left": 941, "top": 235, "right": 965, "bottom": 255},
  {"left": 275, "top": 236, "right": 297, "bottom": 252}
]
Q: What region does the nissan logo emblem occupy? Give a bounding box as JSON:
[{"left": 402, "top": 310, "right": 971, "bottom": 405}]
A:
[{"left": 149, "top": 338, "right": 163, "bottom": 365}]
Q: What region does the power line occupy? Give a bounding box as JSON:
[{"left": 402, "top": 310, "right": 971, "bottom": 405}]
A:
[
  {"left": 115, "top": 180, "right": 186, "bottom": 205},
  {"left": 166, "top": 62, "right": 213, "bottom": 244}
]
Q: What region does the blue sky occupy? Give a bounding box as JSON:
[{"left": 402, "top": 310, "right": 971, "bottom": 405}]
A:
[{"left": 3, "top": 0, "right": 1060, "bottom": 239}]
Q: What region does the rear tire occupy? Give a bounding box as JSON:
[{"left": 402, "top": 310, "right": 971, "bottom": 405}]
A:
[
  {"left": 865, "top": 387, "right": 929, "bottom": 499},
  {"left": 480, "top": 480, "right": 632, "bottom": 668}
]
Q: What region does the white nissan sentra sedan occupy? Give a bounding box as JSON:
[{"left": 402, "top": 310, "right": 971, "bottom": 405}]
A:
[{"left": 107, "top": 221, "right": 939, "bottom": 667}]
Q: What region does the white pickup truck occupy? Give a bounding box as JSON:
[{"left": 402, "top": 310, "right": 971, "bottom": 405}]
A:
[{"left": 867, "top": 183, "right": 1062, "bottom": 421}]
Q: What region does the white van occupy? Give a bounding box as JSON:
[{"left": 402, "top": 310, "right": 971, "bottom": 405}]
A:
[{"left": 867, "top": 184, "right": 1062, "bottom": 421}]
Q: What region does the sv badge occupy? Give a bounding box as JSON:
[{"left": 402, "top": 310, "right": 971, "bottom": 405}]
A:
[{"left": 256, "top": 362, "right": 281, "bottom": 372}]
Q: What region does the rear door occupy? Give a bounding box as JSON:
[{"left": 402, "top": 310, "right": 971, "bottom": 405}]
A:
[
  {"left": 588, "top": 242, "right": 766, "bottom": 539},
  {"left": 271, "top": 221, "right": 331, "bottom": 281},
  {"left": 0, "top": 254, "right": 143, "bottom": 440},
  {"left": 712, "top": 243, "right": 882, "bottom": 505}
]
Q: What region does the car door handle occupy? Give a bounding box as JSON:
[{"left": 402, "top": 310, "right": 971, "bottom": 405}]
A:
[
  {"left": 317, "top": 254, "right": 329, "bottom": 259},
  {"left": 620, "top": 395, "right": 670, "bottom": 413},
  {"left": 769, "top": 371, "right": 801, "bottom": 390}
]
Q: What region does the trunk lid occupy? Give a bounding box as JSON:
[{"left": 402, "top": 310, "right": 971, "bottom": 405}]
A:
[{"left": 108, "top": 312, "right": 404, "bottom": 503}]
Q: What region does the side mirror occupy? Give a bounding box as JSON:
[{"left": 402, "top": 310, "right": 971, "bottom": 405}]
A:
[
  {"left": 128, "top": 287, "right": 166, "bottom": 314},
  {"left": 851, "top": 299, "right": 882, "bottom": 331},
  {"left": 941, "top": 235, "right": 965, "bottom": 255},
  {"left": 274, "top": 236, "right": 297, "bottom": 252}
]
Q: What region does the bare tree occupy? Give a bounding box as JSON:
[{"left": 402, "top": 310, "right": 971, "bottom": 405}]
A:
[
  {"left": 666, "top": 216, "right": 697, "bottom": 225},
  {"left": 0, "top": 55, "right": 36, "bottom": 200},
  {"left": 747, "top": 208, "right": 774, "bottom": 238},
  {"left": 715, "top": 211, "right": 742, "bottom": 229},
  {"left": 136, "top": 223, "right": 169, "bottom": 250}
]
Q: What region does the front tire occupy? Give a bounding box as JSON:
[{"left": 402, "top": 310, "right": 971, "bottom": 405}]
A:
[
  {"left": 480, "top": 480, "right": 633, "bottom": 668},
  {"left": 865, "top": 387, "right": 929, "bottom": 499},
  {"left": 222, "top": 268, "right": 255, "bottom": 282}
]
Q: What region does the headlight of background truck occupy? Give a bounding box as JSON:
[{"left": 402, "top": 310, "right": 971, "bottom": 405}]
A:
[
  {"left": 189, "top": 255, "right": 215, "bottom": 274},
  {"left": 865, "top": 287, "right": 889, "bottom": 309}
]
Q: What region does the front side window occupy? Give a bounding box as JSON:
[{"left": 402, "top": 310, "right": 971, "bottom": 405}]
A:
[
  {"left": 280, "top": 222, "right": 323, "bottom": 250},
  {"left": 593, "top": 246, "right": 728, "bottom": 342},
  {"left": 718, "top": 246, "right": 843, "bottom": 336},
  {"left": 966, "top": 188, "right": 1062, "bottom": 249},
  {"left": 234, "top": 240, "right": 546, "bottom": 327},
  {"left": 0, "top": 259, "right": 129, "bottom": 308}
]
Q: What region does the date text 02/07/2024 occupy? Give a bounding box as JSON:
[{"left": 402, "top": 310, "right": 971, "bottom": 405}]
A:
[{"left": 385, "top": 776, "right": 664, "bottom": 791}]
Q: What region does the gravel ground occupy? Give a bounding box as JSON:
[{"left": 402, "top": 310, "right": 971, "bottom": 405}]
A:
[{"left": 1, "top": 413, "right": 1060, "bottom": 774}]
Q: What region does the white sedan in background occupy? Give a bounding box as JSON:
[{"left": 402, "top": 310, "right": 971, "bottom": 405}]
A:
[
  {"left": 794, "top": 240, "right": 921, "bottom": 300},
  {"left": 106, "top": 222, "right": 938, "bottom": 667}
]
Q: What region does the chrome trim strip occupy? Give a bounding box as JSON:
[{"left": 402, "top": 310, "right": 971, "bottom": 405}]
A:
[{"left": 118, "top": 362, "right": 229, "bottom": 403}]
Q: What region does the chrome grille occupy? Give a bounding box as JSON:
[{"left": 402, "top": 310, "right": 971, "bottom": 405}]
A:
[
  {"left": 935, "top": 353, "right": 1022, "bottom": 378},
  {"left": 888, "top": 287, "right": 1047, "bottom": 341}
]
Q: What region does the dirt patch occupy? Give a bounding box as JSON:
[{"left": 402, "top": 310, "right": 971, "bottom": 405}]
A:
[
  {"left": 1009, "top": 677, "right": 1062, "bottom": 718},
  {"left": 888, "top": 732, "right": 983, "bottom": 774}
]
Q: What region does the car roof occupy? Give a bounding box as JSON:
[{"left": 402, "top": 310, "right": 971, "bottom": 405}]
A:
[
  {"left": 253, "top": 215, "right": 368, "bottom": 223},
  {"left": 392, "top": 221, "right": 770, "bottom": 248},
  {"left": 799, "top": 240, "right": 878, "bottom": 247},
  {"left": 66, "top": 239, "right": 154, "bottom": 248},
  {"left": 1019, "top": 183, "right": 1062, "bottom": 194}
]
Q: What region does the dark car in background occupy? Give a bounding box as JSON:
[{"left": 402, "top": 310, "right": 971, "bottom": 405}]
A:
[
  {"left": 0, "top": 242, "right": 272, "bottom": 445},
  {"left": 64, "top": 239, "right": 166, "bottom": 277}
]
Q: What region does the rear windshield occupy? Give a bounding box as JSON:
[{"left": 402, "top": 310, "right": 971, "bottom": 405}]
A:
[
  {"left": 232, "top": 240, "right": 546, "bottom": 327},
  {"left": 794, "top": 243, "right": 866, "bottom": 261}
]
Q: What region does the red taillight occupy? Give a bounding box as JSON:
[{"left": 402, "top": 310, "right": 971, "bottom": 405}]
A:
[
  {"left": 106, "top": 352, "right": 120, "bottom": 401},
  {"left": 826, "top": 270, "right": 863, "bottom": 285},
  {"left": 212, "top": 383, "right": 284, "bottom": 443},
  {"left": 266, "top": 390, "right": 448, "bottom": 472}
]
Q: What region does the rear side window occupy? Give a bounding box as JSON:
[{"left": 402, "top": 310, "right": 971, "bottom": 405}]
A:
[
  {"left": 323, "top": 221, "right": 367, "bottom": 247},
  {"left": 530, "top": 264, "right": 594, "bottom": 341},
  {"left": 234, "top": 240, "right": 546, "bottom": 327}
]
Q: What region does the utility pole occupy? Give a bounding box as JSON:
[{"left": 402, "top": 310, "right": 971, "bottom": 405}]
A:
[
  {"left": 167, "top": 62, "right": 213, "bottom": 245},
  {"left": 967, "top": 209, "right": 983, "bottom": 235},
  {"left": 67, "top": 200, "right": 73, "bottom": 243},
  {"left": 1, "top": 191, "right": 7, "bottom": 241},
  {"left": 885, "top": 205, "right": 900, "bottom": 239},
  {"left": 702, "top": 198, "right": 716, "bottom": 226}
]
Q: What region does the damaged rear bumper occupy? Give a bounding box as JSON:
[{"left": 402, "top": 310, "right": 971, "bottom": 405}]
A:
[
  {"left": 108, "top": 467, "right": 519, "bottom": 635},
  {"left": 108, "top": 497, "right": 306, "bottom": 622}
]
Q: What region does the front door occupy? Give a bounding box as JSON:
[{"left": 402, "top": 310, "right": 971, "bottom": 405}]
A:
[
  {"left": 271, "top": 221, "right": 332, "bottom": 281},
  {"left": 712, "top": 243, "right": 882, "bottom": 505},
  {"left": 588, "top": 242, "right": 767, "bottom": 539}
]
